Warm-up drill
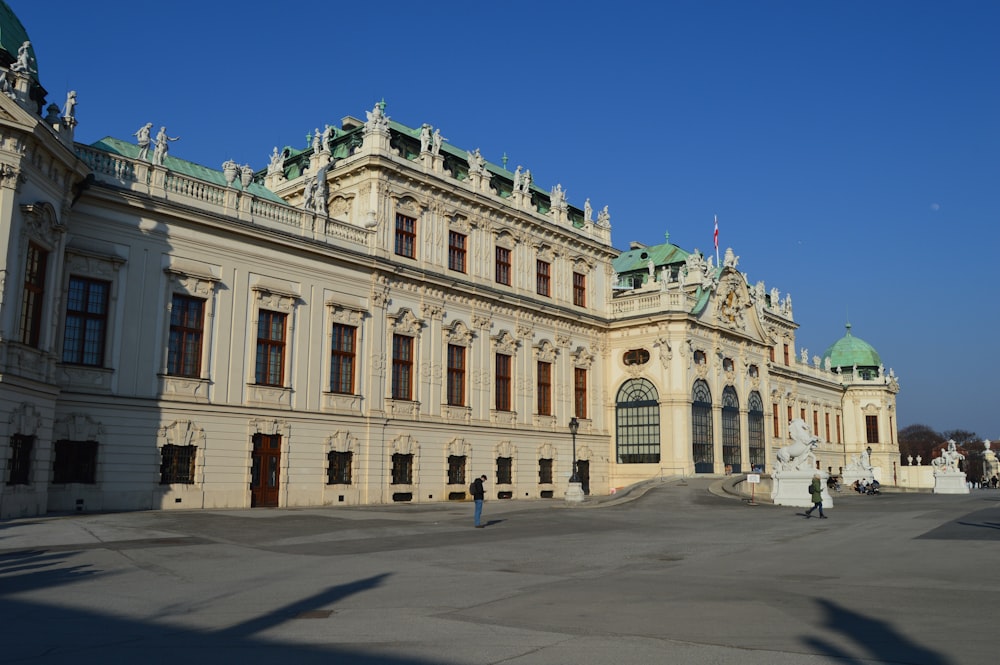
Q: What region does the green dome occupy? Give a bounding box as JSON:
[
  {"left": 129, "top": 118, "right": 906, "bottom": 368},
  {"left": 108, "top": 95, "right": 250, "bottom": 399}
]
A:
[
  {"left": 0, "top": 1, "right": 37, "bottom": 83},
  {"left": 821, "top": 323, "right": 881, "bottom": 370}
]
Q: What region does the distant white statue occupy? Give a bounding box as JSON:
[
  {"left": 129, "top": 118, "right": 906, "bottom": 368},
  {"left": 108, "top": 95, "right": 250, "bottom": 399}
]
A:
[
  {"left": 134, "top": 122, "right": 154, "bottom": 160},
  {"left": 512, "top": 166, "right": 522, "bottom": 192},
  {"left": 775, "top": 419, "right": 821, "bottom": 471},
  {"left": 584, "top": 198, "right": 592, "bottom": 222},
  {"left": 364, "top": 101, "right": 389, "bottom": 133},
  {"left": 152, "top": 126, "right": 179, "bottom": 166},
  {"left": 931, "top": 440, "right": 964, "bottom": 474},
  {"left": 267, "top": 147, "right": 284, "bottom": 176},
  {"left": 321, "top": 124, "right": 334, "bottom": 151},
  {"left": 432, "top": 128, "right": 443, "bottom": 154},
  {"left": 521, "top": 169, "right": 532, "bottom": 192},
  {"left": 596, "top": 205, "right": 610, "bottom": 228},
  {"left": 550, "top": 183, "right": 565, "bottom": 208},
  {"left": 467, "top": 148, "right": 485, "bottom": 173},
  {"left": 420, "top": 124, "right": 432, "bottom": 153},
  {"left": 723, "top": 247, "right": 739, "bottom": 268},
  {"left": 10, "top": 41, "right": 33, "bottom": 74},
  {"left": 63, "top": 91, "right": 77, "bottom": 121}
]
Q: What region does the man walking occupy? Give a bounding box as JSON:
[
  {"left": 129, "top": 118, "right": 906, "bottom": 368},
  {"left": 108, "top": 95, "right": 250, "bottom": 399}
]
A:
[
  {"left": 804, "top": 473, "right": 827, "bottom": 518},
  {"left": 471, "top": 474, "right": 487, "bottom": 528}
]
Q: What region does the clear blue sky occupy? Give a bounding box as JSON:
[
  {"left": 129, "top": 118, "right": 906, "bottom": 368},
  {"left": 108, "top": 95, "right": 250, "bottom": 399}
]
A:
[{"left": 12, "top": 0, "right": 1000, "bottom": 438}]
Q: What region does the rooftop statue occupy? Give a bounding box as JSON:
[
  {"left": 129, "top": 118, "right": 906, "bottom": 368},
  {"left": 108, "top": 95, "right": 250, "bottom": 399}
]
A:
[
  {"left": 321, "top": 124, "right": 334, "bottom": 151},
  {"left": 551, "top": 183, "right": 566, "bottom": 209},
  {"left": 63, "top": 91, "right": 77, "bottom": 121},
  {"left": 432, "top": 128, "right": 443, "bottom": 154},
  {"left": 596, "top": 205, "right": 610, "bottom": 228},
  {"left": 267, "top": 147, "right": 284, "bottom": 176},
  {"left": 512, "top": 166, "right": 522, "bottom": 192},
  {"left": 584, "top": 198, "right": 592, "bottom": 222},
  {"left": 312, "top": 128, "right": 321, "bottom": 154},
  {"left": 364, "top": 101, "right": 389, "bottom": 133},
  {"left": 152, "top": 126, "right": 179, "bottom": 166},
  {"left": 420, "top": 124, "right": 432, "bottom": 153},
  {"left": 10, "top": 41, "right": 33, "bottom": 75},
  {"left": 134, "top": 122, "right": 154, "bottom": 161},
  {"left": 467, "top": 148, "right": 485, "bottom": 173}
]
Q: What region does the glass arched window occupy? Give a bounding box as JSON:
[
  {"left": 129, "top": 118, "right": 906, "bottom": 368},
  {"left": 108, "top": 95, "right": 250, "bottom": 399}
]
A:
[
  {"left": 748, "top": 391, "right": 765, "bottom": 472},
  {"left": 692, "top": 380, "right": 713, "bottom": 473},
  {"left": 615, "top": 379, "right": 660, "bottom": 464},
  {"left": 722, "top": 386, "right": 741, "bottom": 474}
]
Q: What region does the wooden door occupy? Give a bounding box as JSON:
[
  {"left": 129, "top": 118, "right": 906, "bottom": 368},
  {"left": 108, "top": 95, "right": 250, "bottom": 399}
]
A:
[{"left": 250, "top": 433, "right": 281, "bottom": 507}]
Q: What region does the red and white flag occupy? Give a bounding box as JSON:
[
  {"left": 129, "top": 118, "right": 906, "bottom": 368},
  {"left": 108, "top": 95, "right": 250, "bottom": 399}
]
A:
[{"left": 713, "top": 215, "right": 719, "bottom": 250}]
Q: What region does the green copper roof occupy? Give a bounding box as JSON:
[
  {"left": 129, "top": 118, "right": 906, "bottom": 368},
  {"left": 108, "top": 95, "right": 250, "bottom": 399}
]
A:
[
  {"left": 821, "top": 323, "right": 881, "bottom": 369},
  {"left": 0, "top": 1, "right": 36, "bottom": 82},
  {"left": 612, "top": 241, "right": 690, "bottom": 274},
  {"left": 88, "top": 137, "right": 285, "bottom": 204}
]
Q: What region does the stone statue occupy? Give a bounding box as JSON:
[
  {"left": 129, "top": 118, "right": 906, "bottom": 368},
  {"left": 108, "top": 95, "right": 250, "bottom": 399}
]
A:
[
  {"left": 723, "top": 247, "right": 739, "bottom": 269},
  {"left": 931, "top": 440, "right": 964, "bottom": 473},
  {"left": 63, "top": 91, "right": 77, "bottom": 121},
  {"left": 467, "top": 148, "right": 485, "bottom": 173},
  {"left": 420, "top": 124, "right": 432, "bottom": 153},
  {"left": 152, "top": 126, "right": 179, "bottom": 166},
  {"left": 512, "top": 166, "right": 522, "bottom": 192},
  {"left": 521, "top": 169, "right": 532, "bottom": 192},
  {"left": 364, "top": 101, "right": 389, "bottom": 133},
  {"left": 596, "top": 205, "right": 610, "bottom": 228},
  {"left": 321, "top": 124, "right": 334, "bottom": 151},
  {"left": 312, "top": 163, "right": 329, "bottom": 214},
  {"left": 551, "top": 183, "right": 566, "bottom": 208},
  {"left": 800, "top": 348, "right": 808, "bottom": 364},
  {"left": 267, "top": 147, "right": 284, "bottom": 176},
  {"left": 302, "top": 176, "right": 317, "bottom": 210},
  {"left": 432, "top": 128, "right": 443, "bottom": 154},
  {"left": 647, "top": 258, "right": 655, "bottom": 278},
  {"left": 775, "top": 418, "right": 821, "bottom": 471},
  {"left": 584, "top": 198, "right": 592, "bottom": 222},
  {"left": 134, "top": 122, "right": 154, "bottom": 160},
  {"left": 10, "top": 41, "right": 33, "bottom": 75},
  {"left": 312, "top": 128, "right": 321, "bottom": 154}
]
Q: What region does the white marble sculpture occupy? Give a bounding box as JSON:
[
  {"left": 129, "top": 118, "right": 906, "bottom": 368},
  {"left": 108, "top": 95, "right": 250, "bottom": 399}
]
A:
[
  {"left": 931, "top": 440, "right": 964, "bottom": 473},
  {"left": 134, "top": 122, "right": 154, "bottom": 160},
  {"left": 775, "top": 418, "right": 821, "bottom": 471},
  {"left": 152, "top": 126, "right": 179, "bottom": 166}
]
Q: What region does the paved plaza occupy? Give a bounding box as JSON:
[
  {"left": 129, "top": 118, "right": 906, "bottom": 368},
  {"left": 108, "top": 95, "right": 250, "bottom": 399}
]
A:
[{"left": 1, "top": 480, "right": 997, "bottom": 664}]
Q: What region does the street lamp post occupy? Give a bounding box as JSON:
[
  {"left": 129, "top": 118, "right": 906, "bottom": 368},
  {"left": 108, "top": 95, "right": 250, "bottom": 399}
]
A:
[
  {"left": 565, "top": 417, "right": 584, "bottom": 502},
  {"left": 569, "top": 417, "right": 580, "bottom": 483}
]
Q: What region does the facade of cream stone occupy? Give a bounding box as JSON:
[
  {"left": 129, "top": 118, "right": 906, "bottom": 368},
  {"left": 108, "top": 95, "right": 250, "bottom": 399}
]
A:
[{"left": 0, "top": 16, "right": 900, "bottom": 518}]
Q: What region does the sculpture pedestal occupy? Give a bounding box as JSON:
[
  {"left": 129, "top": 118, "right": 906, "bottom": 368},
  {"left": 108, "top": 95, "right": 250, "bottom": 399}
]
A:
[
  {"left": 772, "top": 470, "right": 834, "bottom": 508},
  {"left": 564, "top": 481, "right": 585, "bottom": 503},
  {"left": 933, "top": 471, "right": 969, "bottom": 494}
]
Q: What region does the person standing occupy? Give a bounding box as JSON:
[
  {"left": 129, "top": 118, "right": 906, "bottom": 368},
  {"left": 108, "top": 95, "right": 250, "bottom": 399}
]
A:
[
  {"left": 804, "top": 474, "right": 827, "bottom": 518},
  {"left": 470, "top": 474, "right": 487, "bottom": 528}
]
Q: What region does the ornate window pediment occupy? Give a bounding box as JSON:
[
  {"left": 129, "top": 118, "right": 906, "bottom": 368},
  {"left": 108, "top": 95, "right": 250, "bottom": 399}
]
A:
[
  {"left": 492, "top": 329, "right": 519, "bottom": 355},
  {"left": 327, "top": 301, "right": 366, "bottom": 326},
  {"left": 571, "top": 346, "right": 594, "bottom": 369},
  {"left": 534, "top": 339, "right": 557, "bottom": 363},
  {"left": 20, "top": 201, "right": 64, "bottom": 248},
  {"left": 446, "top": 320, "right": 473, "bottom": 346},
  {"left": 389, "top": 308, "right": 423, "bottom": 335}
]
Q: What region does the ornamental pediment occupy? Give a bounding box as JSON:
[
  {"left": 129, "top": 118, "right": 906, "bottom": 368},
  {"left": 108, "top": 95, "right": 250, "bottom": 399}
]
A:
[{"left": 708, "top": 269, "right": 769, "bottom": 343}]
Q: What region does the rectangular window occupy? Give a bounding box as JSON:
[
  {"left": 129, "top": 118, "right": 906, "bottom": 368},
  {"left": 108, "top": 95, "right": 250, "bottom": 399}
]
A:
[
  {"left": 836, "top": 414, "right": 842, "bottom": 444},
  {"left": 395, "top": 213, "right": 416, "bottom": 258},
  {"left": 62, "top": 277, "right": 110, "bottom": 366},
  {"left": 787, "top": 405, "right": 793, "bottom": 428},
  {"left": 20, "top": 242, "right": 48, "bottom": 347},
  {"left": 574, "top": 367, "right": 588, "bottom": 419},
  {"left": 327, "top": 451, "right": 353, "bottom": 485},
  {"left": 538, "top": 458, "right": 553, "bottom": 484},
  {"left": 159, "top": 444, "right": 196, "bottom": 484},
  {"left": 783, "top": 344, "right": 789, "bottom": 365},
  {"left": 536, "top": 260, "right": 550, "bottom": 297},
  {"left": 391, "top": 452, "right": 413, "bottom": 485},
  {"left": 536, "top": 361, "right": 552, "bottom": 416},
  {"left": 7, "top": 434, "right": 34, "bottom": 485},
  {"left": 866, "top": 415, "right": 879, "bottom": 444},
  {"left": 496, "top": 457, "right": 512, "bottom": 484},
  {"left": 168, "top": 294, "right": 205, "bottom": 377},
  {"left": 52, "top": 440, "right": 98, "bottom": 484},
  {"left": 255, "top": 310, "right": 286, "bottom": 386},
  {"left": 330, "top": 323, "right": 356, "bottom": 394},
  {"left": 448, "top": 231, "right": 467, "bottom": 273},
  {"left": 495, "top": 247, "right": 511, "bottom": 285},
  {"left": 773, "top": 404, "right": 780, "bottom": 437},
  {"left": 392, "top": 334, "right": 414, "bottom": 400},
  {"left": 813, "top": 411, "right": 819, "bottom": 437},
  {"left": 446, "top": 344, "right": 465, "bottom": 406},
  {"left": 769, "top": 347, "right": 776, "bottom": 363},
  {"left": 825, "top": 413, "right": 831, "bottom": 442},
  {"left": 447, "top": 455, "right": 466, "bottom": 485},
  {"left": 800, "top": 408, "right": 806, "bottom": 421},
  {"left": 495, "top": 353, "right": 511, "bottom": 411},
  {"left": 572, "top": 272, "right": 586, "bottom": 307}
]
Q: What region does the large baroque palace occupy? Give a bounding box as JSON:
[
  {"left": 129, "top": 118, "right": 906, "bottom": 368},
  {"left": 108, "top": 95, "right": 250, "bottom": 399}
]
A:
[{"left": 0, "top": 7, "right": 900, "bottom": 518}]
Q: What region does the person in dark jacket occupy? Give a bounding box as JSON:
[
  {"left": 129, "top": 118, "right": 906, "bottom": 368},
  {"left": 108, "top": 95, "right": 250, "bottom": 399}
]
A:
[
  {"left": 471, "top": 474, "right": 487, "bottom": 527},
  {"left": 804, "top": 474, "right": 827, "bottom": 518}
]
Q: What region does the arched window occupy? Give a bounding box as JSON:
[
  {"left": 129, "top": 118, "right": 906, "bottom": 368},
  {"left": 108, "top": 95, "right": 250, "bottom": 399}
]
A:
[
  {"left": 615, "top": 379, "right": 660, "bottom": 464},
  {"left": 692, "top": 380, "right": 713, "bottom": 473},
  {"left": 722, "top": 386, "right": 741, "bottom": 473},
  {"left": 748, "top": 391, "right": 765, "bottom": 472}
]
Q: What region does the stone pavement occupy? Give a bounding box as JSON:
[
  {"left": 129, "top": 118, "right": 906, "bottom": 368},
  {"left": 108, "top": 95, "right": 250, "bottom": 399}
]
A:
[{"left": 2, "top": 479, "right": 998, "bottom": 665}]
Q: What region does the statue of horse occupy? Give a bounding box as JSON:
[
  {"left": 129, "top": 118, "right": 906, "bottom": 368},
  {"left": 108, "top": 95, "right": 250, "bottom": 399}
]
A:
[{"left": 775, "top": 418, "right": 821, "bottom": 471}]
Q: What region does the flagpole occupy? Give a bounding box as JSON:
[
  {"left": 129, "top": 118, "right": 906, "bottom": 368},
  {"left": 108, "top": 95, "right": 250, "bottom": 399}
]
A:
[{"left": 714, "top": 214, "right": 719, "bottom": 266}]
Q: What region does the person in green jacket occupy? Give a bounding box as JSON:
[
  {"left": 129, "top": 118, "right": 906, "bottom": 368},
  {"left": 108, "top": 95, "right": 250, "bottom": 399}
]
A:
[{"left": 804, "top": 474, "right": 827, "bottom": 519}]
